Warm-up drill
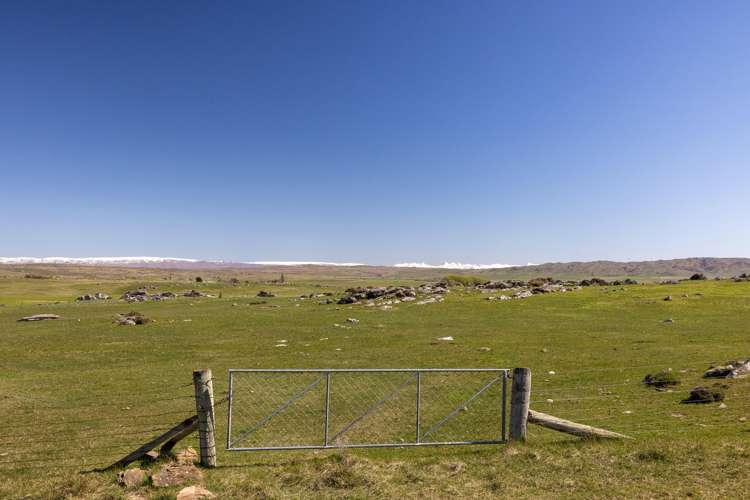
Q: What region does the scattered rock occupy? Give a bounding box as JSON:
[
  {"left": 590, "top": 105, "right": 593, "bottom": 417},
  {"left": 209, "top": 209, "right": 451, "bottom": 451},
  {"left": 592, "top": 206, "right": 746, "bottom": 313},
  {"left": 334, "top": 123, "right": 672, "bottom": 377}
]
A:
[
  {"left": 117, "top": 468, "right": 147, "bottom": 489},
  {"left": 663, "top": 318, "right": 674, "bottom": 324},
  {"left": 703, "top": 359, "right": 750, "bottom": 379},
  {"left": 77, "top": 292, "right": 111, "bottom": 301},
  {"left": 114, "top": 312, "right": 150, "bottom": 326},
  {"left": 682, "top": 385, "right": 726, "bottom": 404},
  {"left": 18, "top": 314, "right": 60, "bottom": 322},
  {"left": 151, "top": 462, "right": 203, "bottom": 487},
  {"left": 437, "top": 336, "right": 454, "bottom": 341},
  {"left": 689, "top": 273, "right": 707, "bottom": 281},
  {"left": 183, "top": 290, "right": 206, "bottom": 298},
  {"left": 416, "top": 297, "right": 437, "bottom": 305},
  {"left": 478, "top": 347, "right": 491, "bottom": 352},
  {"left": 664, "top": 296, "right": 673, "bottom": 301},
  {"left": 346, "top": 318, "right": 359, "bottom": 324},
  {"left": 122, "top": 289, "right": 178, "bottom": 302},
  {"left": 257, "top": 290, "right": 276, "bottom": 298},
  {"left": 176, "top": 486, "right": 216, "bottom": 500}
]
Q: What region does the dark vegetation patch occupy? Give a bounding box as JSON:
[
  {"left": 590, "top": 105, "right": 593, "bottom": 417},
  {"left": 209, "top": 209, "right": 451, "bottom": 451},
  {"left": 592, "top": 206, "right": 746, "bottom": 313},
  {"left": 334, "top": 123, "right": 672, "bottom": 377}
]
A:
[
  {"left": 643, "top": 370, "right": 680, "bottom": 388},
  {"left": 682, "top": 385, "right": 726, "bottom": 404},
  {"left": 636, "top": 450, "right": 669, "bottom": 462},
  {"left": 441, "top": 275, "right": 489, "bottom": 286}
]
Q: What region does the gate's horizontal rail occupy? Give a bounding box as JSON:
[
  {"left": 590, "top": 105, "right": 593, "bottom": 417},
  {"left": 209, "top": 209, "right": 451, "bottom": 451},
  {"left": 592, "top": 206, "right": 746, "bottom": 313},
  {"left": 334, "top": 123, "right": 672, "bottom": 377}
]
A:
[
  {"left": 229, "top": 439, "right": 505, "bottom": 452},
  {"left": 228, "top": 368, "right": 509, "bottom": 373}
]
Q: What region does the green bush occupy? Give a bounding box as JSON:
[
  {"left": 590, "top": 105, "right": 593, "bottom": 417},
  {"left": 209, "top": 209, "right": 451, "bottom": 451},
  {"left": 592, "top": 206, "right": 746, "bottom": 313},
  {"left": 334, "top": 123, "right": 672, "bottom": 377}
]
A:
[{"left": 441, "top": 275, "right": 488, "bottom": 287}]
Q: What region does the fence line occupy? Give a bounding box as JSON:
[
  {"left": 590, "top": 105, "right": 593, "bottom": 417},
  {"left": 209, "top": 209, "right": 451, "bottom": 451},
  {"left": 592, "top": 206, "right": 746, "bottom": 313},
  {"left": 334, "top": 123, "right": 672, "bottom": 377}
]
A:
[{"left": 2, "top": 361, "right": 747, "bottom": 475}]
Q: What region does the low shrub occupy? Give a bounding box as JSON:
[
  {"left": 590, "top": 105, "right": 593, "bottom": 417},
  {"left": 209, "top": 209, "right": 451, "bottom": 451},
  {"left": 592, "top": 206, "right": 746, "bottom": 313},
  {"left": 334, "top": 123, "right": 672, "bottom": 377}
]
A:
[
  {"left": 682, "top": 385, "right": 725, "bottom": 404},
  {"left": 642, "top": 370, "right": 680, "bottom": 388},
  {"left": 441, "top": 275, "right": 488, "bottom": 287}
]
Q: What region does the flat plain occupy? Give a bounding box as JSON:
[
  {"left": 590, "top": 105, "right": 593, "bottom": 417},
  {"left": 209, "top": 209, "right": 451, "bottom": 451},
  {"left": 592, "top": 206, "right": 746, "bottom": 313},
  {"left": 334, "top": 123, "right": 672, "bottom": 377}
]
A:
[{"left": 1, "top": 265, "right": 749, "bottom": 498}]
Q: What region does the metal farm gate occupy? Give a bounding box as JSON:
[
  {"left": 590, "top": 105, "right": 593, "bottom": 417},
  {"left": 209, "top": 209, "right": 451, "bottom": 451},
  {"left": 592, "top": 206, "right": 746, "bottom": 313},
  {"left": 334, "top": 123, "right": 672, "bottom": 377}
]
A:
[{"left": 226, "top": 368, "right": 508, "bottom": 451}]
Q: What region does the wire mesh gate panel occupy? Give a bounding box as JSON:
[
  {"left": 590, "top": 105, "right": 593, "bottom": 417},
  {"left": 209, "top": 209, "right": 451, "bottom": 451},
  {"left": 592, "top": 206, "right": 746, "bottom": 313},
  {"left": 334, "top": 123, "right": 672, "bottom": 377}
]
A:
[{"left": 227, "top": 369, "right": 508, "bottom": 451}]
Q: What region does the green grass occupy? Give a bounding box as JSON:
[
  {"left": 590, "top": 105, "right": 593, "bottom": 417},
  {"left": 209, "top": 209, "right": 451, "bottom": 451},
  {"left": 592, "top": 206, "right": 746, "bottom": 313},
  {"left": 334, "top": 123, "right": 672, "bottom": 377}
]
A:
[{"left": 1, "top": 272, "right": 749, "bottom": 498}]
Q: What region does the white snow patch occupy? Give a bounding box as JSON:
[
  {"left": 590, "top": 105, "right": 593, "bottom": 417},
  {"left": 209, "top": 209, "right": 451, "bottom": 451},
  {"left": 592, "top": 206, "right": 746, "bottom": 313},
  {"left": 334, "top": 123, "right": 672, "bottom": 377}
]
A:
[
  {"left": 0, "top": 256, "right": 202, "bottom": 265},
  {"left": 394, "top": 262, "right": 533, "bottom": 270},
  {"left": 245, "top": 261, "right": 365, "bottom": 267}
]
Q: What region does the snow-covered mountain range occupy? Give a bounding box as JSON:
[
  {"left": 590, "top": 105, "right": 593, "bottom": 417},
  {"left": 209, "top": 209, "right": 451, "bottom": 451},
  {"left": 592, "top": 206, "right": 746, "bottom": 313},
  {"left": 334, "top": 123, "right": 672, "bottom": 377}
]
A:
[{"left": 0, "top": 256, "right": 520, "bottom": 269}]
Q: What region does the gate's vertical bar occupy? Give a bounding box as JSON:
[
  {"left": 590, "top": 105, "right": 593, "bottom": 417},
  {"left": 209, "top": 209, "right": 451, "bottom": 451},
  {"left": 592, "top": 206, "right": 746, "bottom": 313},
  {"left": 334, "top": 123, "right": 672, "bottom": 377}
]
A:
[
  {"left": 324, "top": 371, "right": 331, "bottom": 446},
  {"left": 501, "top": 370, "right": 507, "bottom": 442},
  {"left": 226, "top": 370, "right": 234, "bottom": 450},
  {"left": 415, "top": 370, "right": 421, "bottom": 443}
]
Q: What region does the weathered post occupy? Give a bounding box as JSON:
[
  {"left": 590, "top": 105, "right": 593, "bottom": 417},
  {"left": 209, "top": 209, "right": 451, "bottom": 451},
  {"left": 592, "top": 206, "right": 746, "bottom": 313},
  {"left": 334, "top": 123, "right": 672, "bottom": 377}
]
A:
[
  {"left": 510, "top": 367, "right": 531, "bottom": 442},
  {"left": 193, "top": 369, "right": 217, "bottom": 467}
]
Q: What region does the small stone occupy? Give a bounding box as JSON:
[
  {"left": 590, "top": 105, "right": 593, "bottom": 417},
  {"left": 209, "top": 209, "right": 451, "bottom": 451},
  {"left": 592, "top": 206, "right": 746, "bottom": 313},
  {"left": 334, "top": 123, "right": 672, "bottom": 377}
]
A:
[
  {"left": 152, "top": 463, "right": 202, "bottom": 487},
  {"left": 664, "top": 296, "right": 673, "bottom": 301},
  {"left": 719, "top": 403, "right": 728, "bottom": 409},
  {"left": 117, "top": 468, "right": 147, "bottom": 489},
  {"left": 478, "top": 347, "right": 491, "bottom": 352},
  {"left": 548, "top": 371, "right": 556, "bottom": 375},
  {"left": 346, "top": 318, "right": 359, "bottom": 324},
  {"left": 546, "top": 399, "right": 554, "bottom": 404},
  {"left": 18, "top": 314, "right": 60, "bottom": 322},
  {"left": 176, "top": 486, "right": 216, "bottom": 500},
  {"left": 437, "top": 336, "right": 454, "bottom": 341}
]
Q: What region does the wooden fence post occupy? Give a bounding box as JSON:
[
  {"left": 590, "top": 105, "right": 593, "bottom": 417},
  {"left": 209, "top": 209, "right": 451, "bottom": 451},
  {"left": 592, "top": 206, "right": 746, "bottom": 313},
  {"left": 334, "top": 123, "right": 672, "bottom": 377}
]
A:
[
  {"left": 193, "top": 368, "right": 217, "bottom": 467},
  {"left": 510, "top": 367, "right": 531, "bottom": 442}
]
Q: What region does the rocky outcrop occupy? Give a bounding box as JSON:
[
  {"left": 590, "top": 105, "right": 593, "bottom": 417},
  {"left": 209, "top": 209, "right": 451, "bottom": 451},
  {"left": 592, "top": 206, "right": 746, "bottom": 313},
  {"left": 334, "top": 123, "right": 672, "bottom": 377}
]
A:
[{"left": 703, "top": 359, "right": 750, "bottom": 379}]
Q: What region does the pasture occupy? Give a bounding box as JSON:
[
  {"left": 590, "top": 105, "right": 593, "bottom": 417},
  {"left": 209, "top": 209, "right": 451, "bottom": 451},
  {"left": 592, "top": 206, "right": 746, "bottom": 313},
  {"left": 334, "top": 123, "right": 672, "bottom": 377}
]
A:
[{"left": 1, "top": 268, "right": 749, "bottom": 498}]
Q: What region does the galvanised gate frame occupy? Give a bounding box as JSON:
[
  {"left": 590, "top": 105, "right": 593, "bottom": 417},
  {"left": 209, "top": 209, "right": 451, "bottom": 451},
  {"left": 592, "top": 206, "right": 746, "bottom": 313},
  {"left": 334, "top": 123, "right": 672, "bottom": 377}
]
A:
[{"left": 227, "top": 368, "right": 509, "bottom": 451}]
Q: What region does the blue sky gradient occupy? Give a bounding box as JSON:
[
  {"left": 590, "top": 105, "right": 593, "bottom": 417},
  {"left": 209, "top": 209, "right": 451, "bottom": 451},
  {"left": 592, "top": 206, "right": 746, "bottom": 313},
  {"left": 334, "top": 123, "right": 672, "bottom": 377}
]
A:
[{"left": 1, "top": 1, "right": 749, "bottom": 264}]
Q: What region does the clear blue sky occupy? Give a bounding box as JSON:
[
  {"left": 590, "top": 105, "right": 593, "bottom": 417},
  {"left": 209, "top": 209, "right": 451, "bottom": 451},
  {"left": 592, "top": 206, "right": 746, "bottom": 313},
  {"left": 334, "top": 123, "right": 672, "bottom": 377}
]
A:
[{"left": 2, "top": 1, "right": 749, "bottom": 265}]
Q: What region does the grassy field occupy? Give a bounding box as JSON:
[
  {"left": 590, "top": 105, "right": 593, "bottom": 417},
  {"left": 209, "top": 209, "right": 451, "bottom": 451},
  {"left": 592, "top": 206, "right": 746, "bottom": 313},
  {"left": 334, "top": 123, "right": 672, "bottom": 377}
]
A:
[{"left": 1, "top": 267, "right": 749, "bottom": 498}]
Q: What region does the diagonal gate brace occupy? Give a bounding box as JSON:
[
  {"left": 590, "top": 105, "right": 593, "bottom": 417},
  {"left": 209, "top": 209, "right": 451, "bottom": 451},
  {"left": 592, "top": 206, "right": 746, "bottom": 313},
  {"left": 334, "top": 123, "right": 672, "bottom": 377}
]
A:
[
  {"left": 230, "top": 375, "right": 324, "bottom": 448},
  {"left": 329, "top": 372, "right": 417, "bottom": 444},
  {"left": 421, "top": 376, "right": 500, "bottom": 441}
]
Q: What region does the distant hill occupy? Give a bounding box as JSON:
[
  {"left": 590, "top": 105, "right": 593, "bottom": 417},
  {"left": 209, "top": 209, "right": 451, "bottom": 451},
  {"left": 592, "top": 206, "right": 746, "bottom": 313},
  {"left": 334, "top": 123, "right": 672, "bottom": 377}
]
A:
[
  {"left": 1, "top": 256, "right": 749, "bottom": 281},
  {"left": 476, "top": 257, "right": 750, "bottom": 280}
]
